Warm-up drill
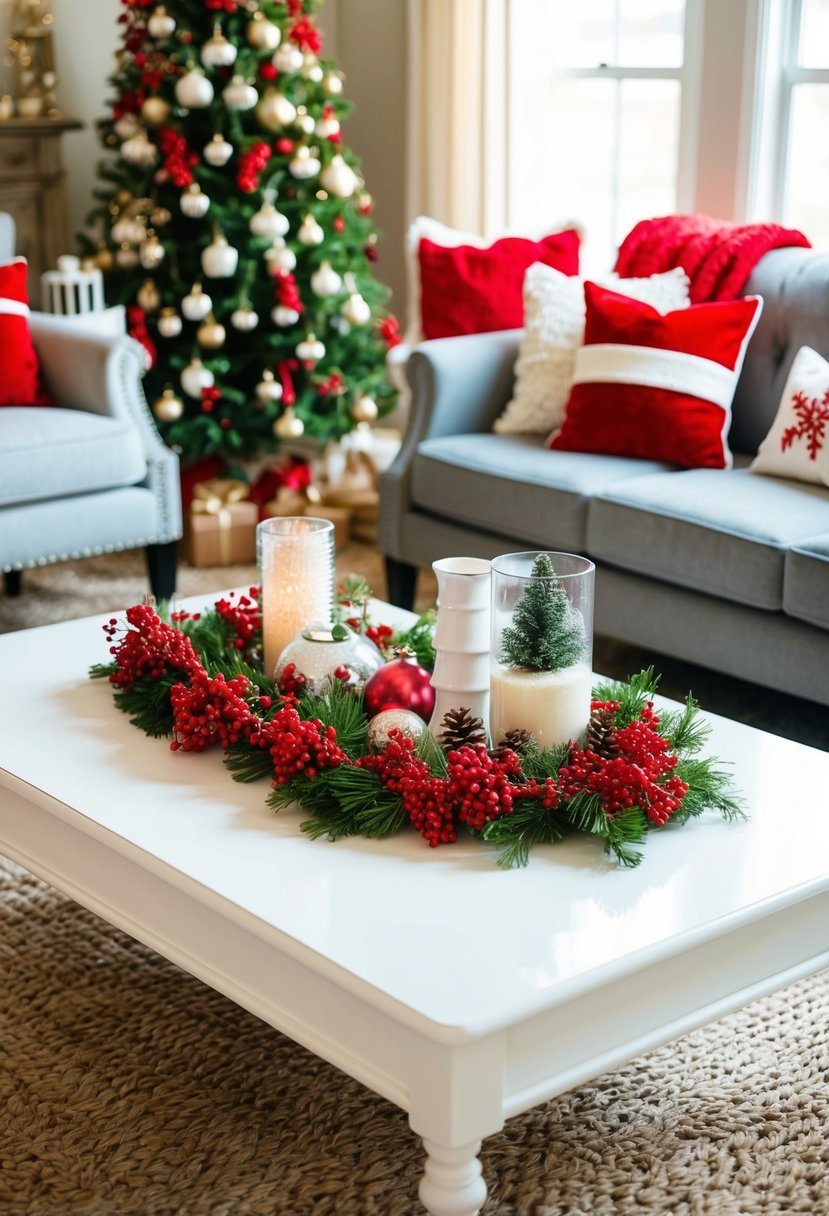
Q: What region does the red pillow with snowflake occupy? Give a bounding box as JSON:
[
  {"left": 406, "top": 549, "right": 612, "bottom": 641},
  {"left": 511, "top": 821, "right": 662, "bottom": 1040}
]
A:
[
  {"left": 750, "top": 346, "right": 829, "bottom": 486},
  {"left": 549, "top": 282, "right": 763, "bottom": 469},
  {"left": 0, "top": 258, "right": 50, "bottom": 407}
]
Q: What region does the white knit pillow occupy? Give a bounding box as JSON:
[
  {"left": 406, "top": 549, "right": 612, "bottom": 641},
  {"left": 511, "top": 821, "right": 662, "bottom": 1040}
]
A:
[
  {"left": 494, "top": 264, "right": 691, "bottom": 436},
  {"left": 750, "top": 346, "right": 829, "bottom": 486}
]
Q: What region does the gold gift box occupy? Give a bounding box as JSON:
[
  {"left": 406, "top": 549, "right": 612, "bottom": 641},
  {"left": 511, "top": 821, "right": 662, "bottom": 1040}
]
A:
[{"left": 185, "top": 478, "right": 258, "bottom": 568}]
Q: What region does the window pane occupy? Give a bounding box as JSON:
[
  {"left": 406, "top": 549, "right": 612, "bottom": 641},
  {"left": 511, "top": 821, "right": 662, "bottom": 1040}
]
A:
[
  {"left": 785, "top": 84, "right": 829, "bottom": 247},
  {"left": 519, "top": 0, "right": 685, "bottom": 68},
  {"left": 798, "top": 0, "right": 829, "bottom": 68},
  {"left": 507, "top": 78, "right": 680, "bottom": 271}
]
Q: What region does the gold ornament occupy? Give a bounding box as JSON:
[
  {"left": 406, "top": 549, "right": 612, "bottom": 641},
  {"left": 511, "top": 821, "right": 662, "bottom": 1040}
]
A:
[
  {"left": 151, "top": 206, "right": 172, "bottom": 227},
  {"left": 247, "top": 10, "right": 281, "bottom": 50},
  {"left": 351, "top": 394, "right": 378, "bottom": 424},
  {"left": 139, "top": 232, "right": 165, "bottom": 270},
  {"left": 137, "top": 278, "right": 162, "bottom": 312},
  {"left": 142, "top": 96, "right": 172, "bottom": 126},
  {"left": 80, "top": 256, "right": 97, "bottom": 274},
  {"left": 115, "top": 188, "right": 133, "bottom": 207},
  {"left": 196, "top": 312, "right": 227, "bottom": 350},
  {"left": 116, "top": 243, "right": 139, "bottom": 269},
  {"left": 152, "top": 387, "right": 184, "bottom": 423},
  {"left": 273, "top": 406, "right": 304, "bottom": 439},
  {"left": 94, "top": 245, "right": 115, "bottom": 272}
]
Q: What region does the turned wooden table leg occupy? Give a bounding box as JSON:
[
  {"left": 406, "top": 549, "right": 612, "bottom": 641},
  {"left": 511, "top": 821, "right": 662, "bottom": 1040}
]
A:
[{"left": 418, "top": 1138, "right": 487, "bottom": 1216}]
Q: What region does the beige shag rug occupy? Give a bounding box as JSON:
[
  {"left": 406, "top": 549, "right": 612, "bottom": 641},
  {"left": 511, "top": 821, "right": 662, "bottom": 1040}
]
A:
[{"left": 0, "top": 857, "right": 827, "bottom": 1215}]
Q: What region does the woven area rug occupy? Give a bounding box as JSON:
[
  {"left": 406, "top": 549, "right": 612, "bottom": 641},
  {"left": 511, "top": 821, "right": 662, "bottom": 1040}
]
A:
[{"left": 1, "top": 857, "right": 827, "bottom": 1216}]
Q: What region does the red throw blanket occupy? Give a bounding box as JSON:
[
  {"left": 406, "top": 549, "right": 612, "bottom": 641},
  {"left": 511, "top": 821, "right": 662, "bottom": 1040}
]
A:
[{"left": 614, "top": 213, "right": 811, "bottom": 302}]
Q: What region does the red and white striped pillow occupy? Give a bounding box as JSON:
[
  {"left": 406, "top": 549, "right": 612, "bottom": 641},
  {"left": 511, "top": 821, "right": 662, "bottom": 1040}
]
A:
[
  {"left": 0, "top": 258, "right": 48, "bottom": 408},
  {"left": 549, "top": 282, "right": 763, "bottom": 469}
]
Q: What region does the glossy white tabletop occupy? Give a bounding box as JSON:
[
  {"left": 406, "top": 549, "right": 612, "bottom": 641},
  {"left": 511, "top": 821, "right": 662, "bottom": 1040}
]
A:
[{"left": 1, "top": 598, "right": 828, "bottom": 1039}]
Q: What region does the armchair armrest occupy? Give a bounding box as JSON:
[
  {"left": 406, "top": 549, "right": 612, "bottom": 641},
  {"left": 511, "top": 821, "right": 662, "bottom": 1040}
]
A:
[{"left": 29, "top": 314, "right": 182, "bottom": 540}]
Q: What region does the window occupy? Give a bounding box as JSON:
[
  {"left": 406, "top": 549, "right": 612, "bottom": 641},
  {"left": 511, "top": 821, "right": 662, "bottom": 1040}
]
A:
[{"left": 775, "top": 0, "right": 829, "bottom": 244}]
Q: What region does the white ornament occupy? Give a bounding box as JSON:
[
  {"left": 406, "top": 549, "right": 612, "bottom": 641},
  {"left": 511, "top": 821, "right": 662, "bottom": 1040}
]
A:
[
  {"left": 222, "top": 74, "right": 258, "bottom": 111},
  {"left": 203, "top": 133, "right": 233, "bottom": 166},
  {"left": 342, "top": 291, "right": 371, "bottom": 326},
  {"left": 302, "top": 54, "right": 323, "bottom": 82},
  {"left": 111, "top": 216, "right": 146, "bottom": 245},
  {"left": 180, "top": 183, "right": 211, "bottom": 218},
  {"left": 295, "top": 111, "right": 316, "bottom": 136},
  {"left": 175, "top": 66, "right": 214, "bottom": 109},
  {"left": 315, "top": 115, "right": 341, "bottom": 140},
  {"left": 247, "top": 12, "right": 281, "bottom": 51},
  {"left": 230, "top": 306, "right": 259, "bottom": 332},
  {"left": 256, "top": 89, "right": 296, "bottom": 132},
  {"left": 250, "top": 201, "right": 289, "bottom": 241},
  {"left": 310, "top": 261, "right": 342, "bottom": 298},
  {"left": 297, "top": 214, "right": 324, "bottom": 246},
  {"left": 201, "top": 233, "right": 239, "bottom": 278},
  {"left": 147, "top": 5, "right": 176, "bottom": 38},
  {"left": 352, "top": 393, "right": 378, "bottom": 423},
  {"left": 139, "top": 234, "right": 165, "bottom": 270},
  {"left": 255, "top": 369, "right": 283, "bottom": 404},
  {"left": 289, "top": 146, "right": 321, "bottom": 179},
  {"left": 201, "top": 24, "right": 237, "bottom": 69},
  {"left": 265, "top": 242, "right": 297, "bottom": 274},
  {"left": 113, "top": 114, "right": 140, "bottom": 141},
  {"left": 121, "top": 131, "right": 158, "bottom": 167},
  {"left": 323, "top": 72, "right": 344, "bottom": 95},
  {"left": 296, "top": 333, "right": 326, "bottom": 363},
  {"left": 157, "top": 308, "right": 183, "bottom": 338},
  {"left": 273, "top": 42, "right": 304, "bottom": 74},
  {"left": 137, "top": 278, "right": 161, "bottom": 312},
  {"left": 180, "top": 357, "right": 214, "bottom": 399},
  {"left": 181, "top": 283, "right": 213, "bottom": 322},
  {"left": 320, "top": 154, "right": 358, "bottom": 199},
  {"left": 272, "top": 306, "right": 300, "bottom": 327},
  {"left": 116, "top": 244, "right": 139, "bottom": 269}
]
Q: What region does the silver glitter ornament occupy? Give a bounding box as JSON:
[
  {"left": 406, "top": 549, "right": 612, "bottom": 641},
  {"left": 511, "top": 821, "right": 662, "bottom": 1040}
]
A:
[{"left": 366, "top": 708, "right": 427, "bottom": 753}]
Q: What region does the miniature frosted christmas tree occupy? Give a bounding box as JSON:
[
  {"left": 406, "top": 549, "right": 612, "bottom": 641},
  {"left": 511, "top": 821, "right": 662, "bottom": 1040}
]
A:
[
  {"left": 81, "top": 0, "right": 400, "bottom": 465},
  {"left": 500, "top": 553, "right": 585, "bottom": 671}
]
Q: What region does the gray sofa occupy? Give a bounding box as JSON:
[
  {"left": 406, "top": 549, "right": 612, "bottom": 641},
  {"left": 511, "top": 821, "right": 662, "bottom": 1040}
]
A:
[{"left": 379, "top": 246, "right": 829, "bottom": 707}]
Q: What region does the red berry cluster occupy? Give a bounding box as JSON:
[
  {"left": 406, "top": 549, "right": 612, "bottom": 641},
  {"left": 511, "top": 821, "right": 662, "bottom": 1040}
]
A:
[
  {"left": 215, "top": 590, "right": 261, "bottom": 654},
  {"left": 290, "top": 16, "right": 322, "bottom": 52},
  {"left": 236, "top": 141, "right": 272, "bottom": 193},
  {"left": 277, "top": 662, "right": 308, "bottom": 698},
  {"left": 365, "top": 623, "right": 394, "bottom": 651},
  {"left": 104, "top": 603, "right": 200, "bottom": 690},
  {"left": 360, "top": 733, "right": 456, "bottom": 846},
  {"left": 200, "top": 386, "right": 221, "bottom": 414},
  {"left": 559, "top": 702, "right": 689, "bottom": 826},
  {"left": 262, "top": 705, "right": 349, "bottom": 783},
  {"left": 445, "top": 744, "right": 521, "bottom": 832},
  {"left": 158, "top": 126, "right": 198, "bottom": 188},
  {"left": 206, "top": 0, "right": 237, "bottom": 12},
  {"left": 377, "top": 316, "right": 402, "bottom": 349},
  {"left": 170, "top": 669, "right": 254, "bottom": 752}
]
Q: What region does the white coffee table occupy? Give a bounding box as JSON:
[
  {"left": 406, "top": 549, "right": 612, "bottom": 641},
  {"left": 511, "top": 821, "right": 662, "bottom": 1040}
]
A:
[{"left": 1, "top": 599, "right": 828, "bottom": 1216}]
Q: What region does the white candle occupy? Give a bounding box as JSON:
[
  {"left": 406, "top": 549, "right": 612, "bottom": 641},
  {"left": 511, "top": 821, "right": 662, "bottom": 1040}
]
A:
[
  {"left": 489, "top": 660, "right": 592, "bottom": 751},
  {"left": 258, "top": 517, "right": 335, "bottom": 680}
]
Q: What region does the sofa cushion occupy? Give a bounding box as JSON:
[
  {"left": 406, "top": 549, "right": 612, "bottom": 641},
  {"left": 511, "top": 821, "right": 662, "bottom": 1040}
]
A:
[
  {"left": 411, "top": 434, "right": 672, "bottom": 551},
  {"left": 0, "top": 406, "right": 147, "bottom": 507},
  {"left": 784, "top": 532, "right": 829, "bottom": 630},
  {"left": 750, "top": 345, "right": 829, "bottom": 486},
  {"left": 587, "top": 467, "right": 829, "bottom": 611}
]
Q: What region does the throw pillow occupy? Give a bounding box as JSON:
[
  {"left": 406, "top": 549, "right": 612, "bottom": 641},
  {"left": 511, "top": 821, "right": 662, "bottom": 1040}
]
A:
[
  {"left": 494, "top": 263, "right": 691, "bottom": 435},
  {"left": 549, "top": 282, "right": 764, "bottom": 469},
  {"left": 417, "top": 227, "right": 580, "bottom": 342},
  {"left": 750, "top": 346, "right": 829, "bottom": 486},
  {"left": 0, "top": 258, "right": 48, "bottom": 408}
]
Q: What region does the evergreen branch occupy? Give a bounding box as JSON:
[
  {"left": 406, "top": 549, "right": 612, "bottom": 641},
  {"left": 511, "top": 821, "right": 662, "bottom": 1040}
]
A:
[
  {"left": 224, "top": 742, "right": 273, "bottom": 784},
  {"left": 482, "top": 797, "right": 570, "bottom": 869},
  {"left": 602, "top": 806, "right": 648, "bottom": 868},
  {"left": 591, "top": 667, "right": 660, "bottom": 726},
  {"left": 671, "top": 758, "right": 747, "bottom": 824},
  {"left": 297, "top": 680, "right": 369, "bottom": 757},
  {"left": 516, "top": 738, "right": 570, "bottom": 780},
  {"left": 661, "top": 694, "right": 710, "bottom": 755},
  {"left": 563, "top": 789, "right": 608, "bottom": 836},
  {"left": 89, "top": 662, "right": 117, "bottom": 680},
  {"left": 111, "top": 675, "right": 178, "bottom": 737},
  {"left": 392, "top": 610, "right": 437, "bottom": 671}
]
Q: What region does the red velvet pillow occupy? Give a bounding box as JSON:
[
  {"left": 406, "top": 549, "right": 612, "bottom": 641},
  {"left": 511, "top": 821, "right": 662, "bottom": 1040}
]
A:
[
  {"left": 418, "top": 229, "right": 580, "bottom": 341},
  {"left": 549, "top": 282, "right": 763, "bottom": 469},
  {"left": 0, "top": 258, "right": 49, "bottom": 407}
]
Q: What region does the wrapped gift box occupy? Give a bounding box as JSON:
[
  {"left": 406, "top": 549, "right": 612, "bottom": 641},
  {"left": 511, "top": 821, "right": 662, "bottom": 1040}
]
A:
[
  {"left": 185, "top": 479, "right": 258, "bottom": 567},
  {"left": 321, "top": 450, "right": 379, "bottom": 544}
]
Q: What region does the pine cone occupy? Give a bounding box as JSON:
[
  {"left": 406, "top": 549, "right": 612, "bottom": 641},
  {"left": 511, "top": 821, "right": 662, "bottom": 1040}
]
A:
[
  {"left": 494, "top": 728, "right": 532, "bottom": 757},
  {"left": 438, "top": 707, "right": 487, "bottom": 752},
  {"left": 585, "top": 707, "right": 619, "bottom": 758}
]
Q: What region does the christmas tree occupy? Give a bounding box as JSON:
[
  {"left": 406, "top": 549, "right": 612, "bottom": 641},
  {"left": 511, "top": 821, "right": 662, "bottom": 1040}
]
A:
[
  {"left": 500, "top": 554, "right": 586, "bottom": 672},
  {"left": 81, "top": 0, "right": 400, "bottom": 466}
]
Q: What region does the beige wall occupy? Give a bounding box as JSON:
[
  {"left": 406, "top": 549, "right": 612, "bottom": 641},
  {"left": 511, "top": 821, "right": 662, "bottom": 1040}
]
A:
[{"left": 21, "top": 1, "right": 407, "bottom": 313}]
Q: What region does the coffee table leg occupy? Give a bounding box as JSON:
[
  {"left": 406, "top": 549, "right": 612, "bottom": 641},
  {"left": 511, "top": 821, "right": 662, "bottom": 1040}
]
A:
[{"left": 418, "top": 1138, "right": 487, "bottom": 1216}]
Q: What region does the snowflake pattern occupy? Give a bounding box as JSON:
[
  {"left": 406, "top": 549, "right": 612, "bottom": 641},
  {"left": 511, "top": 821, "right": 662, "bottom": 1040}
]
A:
[{"left": 781, "top": 387, "right": 829, "bottom": 461}]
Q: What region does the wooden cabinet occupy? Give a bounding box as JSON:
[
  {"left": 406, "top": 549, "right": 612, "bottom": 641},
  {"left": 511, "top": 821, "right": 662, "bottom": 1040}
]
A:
[{"left": 0, "top": 116, "right": 81, "bottom": 307}]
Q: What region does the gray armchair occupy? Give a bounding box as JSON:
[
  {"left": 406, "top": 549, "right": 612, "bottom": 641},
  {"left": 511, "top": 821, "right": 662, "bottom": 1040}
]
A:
[{"left": 0, "top": 313, "right": 182, "bottom": 600}]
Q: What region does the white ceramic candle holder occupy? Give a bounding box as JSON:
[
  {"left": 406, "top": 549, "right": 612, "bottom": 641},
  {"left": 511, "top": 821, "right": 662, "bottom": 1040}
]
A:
[{"left": 428, "top": 556, "right": 492, "bottom": 740}]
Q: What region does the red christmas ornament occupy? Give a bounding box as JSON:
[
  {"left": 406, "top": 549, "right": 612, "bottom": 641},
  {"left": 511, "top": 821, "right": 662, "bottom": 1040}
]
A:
[{"left": 363, "top": 654, "right": 435, "bottom": 722}]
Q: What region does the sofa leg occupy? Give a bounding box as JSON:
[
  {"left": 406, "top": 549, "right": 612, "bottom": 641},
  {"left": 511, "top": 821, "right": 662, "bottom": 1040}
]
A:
[
  {"left": 385, "top": 557, "right": 417, "bottom": 610},
  {"left": 146, "top": 541, "right": 178, "bottom": 602},
  {"left": 3, "top": 570, "right": 22, "bottom": 597}
]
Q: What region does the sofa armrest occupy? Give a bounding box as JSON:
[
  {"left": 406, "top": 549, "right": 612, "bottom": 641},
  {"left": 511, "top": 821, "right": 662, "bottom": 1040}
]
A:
[
  {"left": 380, "top": 328, "right": 522, "bottom": 559},
  {"left": 29, "top": 314, "right": 183, "bottom": 539}
]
